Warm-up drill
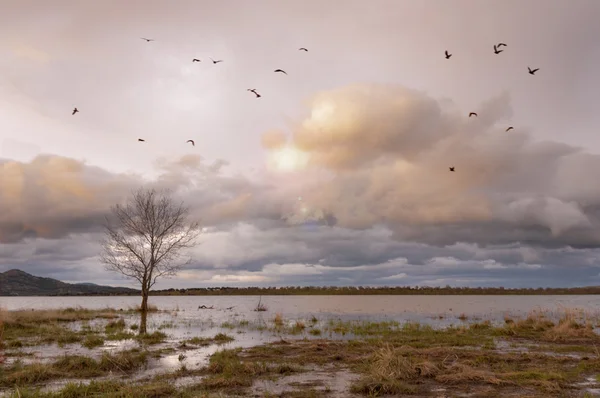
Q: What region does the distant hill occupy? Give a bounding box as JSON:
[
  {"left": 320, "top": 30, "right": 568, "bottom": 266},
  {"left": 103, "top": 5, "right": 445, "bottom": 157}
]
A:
[{"left": 0, "top": 269, "right": 140, "bottom": 296}]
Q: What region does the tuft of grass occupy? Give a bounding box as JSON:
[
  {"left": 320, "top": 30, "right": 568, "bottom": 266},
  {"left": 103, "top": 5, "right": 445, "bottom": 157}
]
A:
[
  {"left": 214, "top": 333, "right": 234, "bottom": 343},
  {"left": 292, "top": 320, "right": 306, "bottom": 334},
  {"left": 136, "top": 331, "right": 167, "bottom": 345},
  {"left": 254, "top": 296, "right": 268, "bottom": 312},
  {"left": 273, "top": 313, "right": 284, "bottom": 327},
  {"left": 104, "top": 318, "right": 126, "bottom": 333},
  {"left": 82, "top": 335, "right": 105, "bottom": 349},
  {"left": 184, "top": 333, "right": 234, "bottom": 347},
  {"left": 543, "top": 312, "right": 596, "bottom": 342},
  {"left": 0, "top": 308, "right": 5, "bottom": 364}
]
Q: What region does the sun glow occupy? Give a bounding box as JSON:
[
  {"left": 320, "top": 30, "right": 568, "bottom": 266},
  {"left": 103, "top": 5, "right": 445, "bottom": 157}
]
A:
[{"left": 267, "top": 145, "right": 309, "bottom": 172}]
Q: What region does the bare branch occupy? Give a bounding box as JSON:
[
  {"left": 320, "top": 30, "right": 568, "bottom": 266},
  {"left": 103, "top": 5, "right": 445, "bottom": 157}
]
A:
[{"left": 100, "top": 186, "right": 200, "bottom": 295}]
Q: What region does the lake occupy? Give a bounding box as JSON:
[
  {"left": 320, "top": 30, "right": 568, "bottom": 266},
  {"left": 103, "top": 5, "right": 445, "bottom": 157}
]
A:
[{"left": 2, "top": 295, "right": 600, "bottom": 325}]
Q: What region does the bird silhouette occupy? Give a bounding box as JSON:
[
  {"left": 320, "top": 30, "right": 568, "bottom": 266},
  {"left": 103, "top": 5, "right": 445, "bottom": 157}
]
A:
[
  {"left": 192, "top": 59, "right": 200, "bottom": 62},
  {"left": 141, "top": 38, "right": 154, "bottom": 42},
  {"left": 493, "top": 45, "right": 503, "bottom": 54},
  {"left": 505, "top": 126, "right": 514, "bottom": 132},
  {"left": 187, "top": 140, "right": 195, "bottom": 146},
  {"left": 449, "top": 167, "right": 455, "bottom": 172},
  {"left": 274, "top": 69, "right": 287, "bottom": 75},
  {"left": 210, "top": 58, "right": 223, "bottom": 64},
  {"left": 469, "top": 112, "right": 478, "bottom": 117},
  {"left": 138, "top": 138, "right": 145, "bottom": 142},
  {"left": 445, "top": 50, "right": 452, "bottom": 59},
  {"left": 497, "top": 43, "right": 507, "bottom": 48},
  {"left": 247, "top": 89, "right": 261, "bottom": 98},
  {"left": 299, "top": 48, "right": 308, "bottom": 52},
  {"left": 72, "top": 107, "right": 79, "bottom": 115},
  {"left": 528, "top": 67, "right": 540, "bottom": 75}
]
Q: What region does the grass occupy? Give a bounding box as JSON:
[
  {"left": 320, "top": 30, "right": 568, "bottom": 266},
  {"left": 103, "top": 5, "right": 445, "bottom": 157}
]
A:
[
  {"left": 183, "top": 333, "right": 234, "bottom": 347},
  {"left": 4, "top": 307, "right": 600, "bottom": 397},
  {"left": 135, "top": 330, "right": 167, "bottom": 345},
  {"left": 0, "top": 307, "right": 5, "bottom": 365},
  {"left": 104, "top": 318, "right": 126, "bottom": 333},
  {"left": 82, "top": 335, "right": 104, "bottom": 349},
  {"left": 0, "top": 349, "right": 148, "bottom": 387},
  {"left": 199, "top": 348, "right": 303, "bottom": 392}
]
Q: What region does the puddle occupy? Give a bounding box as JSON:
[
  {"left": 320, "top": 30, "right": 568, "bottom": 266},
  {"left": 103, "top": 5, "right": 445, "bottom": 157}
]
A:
[
  {"left": 134, "top": 331, "right": 276, "bottom": 379},
  {"left": 251, "top": 367, "right": 361, "bottom": 398}
]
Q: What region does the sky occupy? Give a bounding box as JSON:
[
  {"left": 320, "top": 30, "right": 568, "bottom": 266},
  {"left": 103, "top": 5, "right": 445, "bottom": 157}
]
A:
[{"left": 2, "top": 0, "right": 600, "bottom": 289}]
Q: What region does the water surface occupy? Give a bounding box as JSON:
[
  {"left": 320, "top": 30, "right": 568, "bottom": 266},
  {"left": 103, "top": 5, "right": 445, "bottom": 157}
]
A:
[{"left": 2, "top": 295, "right": 599, "bottom": 324}]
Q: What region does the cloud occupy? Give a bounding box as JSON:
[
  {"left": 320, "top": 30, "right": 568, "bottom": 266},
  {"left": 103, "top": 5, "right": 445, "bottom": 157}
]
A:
[
  {"left": 260, "top": 83, "right": 600, "bottom": 249},
  {"left": 5, "top": 82, "right": 600, "bottom": 252},
  {"left": 0, "top": 153, "right": 260, "bottom": 243},
  {"left": 5, "top": 82, "right": 600, "bottom": 287},
  {"left": 261, "top": 130, "right": 288, "bottom": 150}
]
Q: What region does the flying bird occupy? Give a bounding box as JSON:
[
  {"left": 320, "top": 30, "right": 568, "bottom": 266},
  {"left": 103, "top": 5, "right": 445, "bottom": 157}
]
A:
[
  {"left": 141, "top": 38, "right": 154, "bottom": 42},
  {"left": 449, "top": 167, "right": 455, "bottom": 172},
  {"left": 187, "top": 140, "right": 195, "bottom": 146},
  {"left": 72, "top": 107, "right": 79, "bottom": 115},
  {"left": 497, "top": 43, "right": 507, "bottom": 48},
  {"left": 445, "top": 50, "right": 452, "bottom": 59},
  {"left": 469, "top": 112, "right": 478, "bottom": 117},
  {"left": 192, "top": 58, "right": 201, "bottom": 62},
  {"left": 138, "top": 138, "right": 145, "bottom": 142},
  {"left": 274, "top": 69, "right": 287, "bottom": 75},
  {"left": 493, "top": 45, "right": 503, "bottom": 54},
  {"left": 505, "top": 126, "right": 514, "bottom": 132},
  {"left": 210, "top": 58, "right": 223, "bottom": 64},
  {"left": 247, "top": 89, "right": 261, "bottom": 98},
  {"left": 528, "top": 67, "right": 540, "bottom": 75},
  {"left": 299, "top": 47, "right": 308, "bottom": 52}
]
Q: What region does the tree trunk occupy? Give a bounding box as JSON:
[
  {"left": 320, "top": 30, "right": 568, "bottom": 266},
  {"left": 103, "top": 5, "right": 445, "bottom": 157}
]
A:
[{"left": 139, "top": 290, "right": 149, "bottom": 335}]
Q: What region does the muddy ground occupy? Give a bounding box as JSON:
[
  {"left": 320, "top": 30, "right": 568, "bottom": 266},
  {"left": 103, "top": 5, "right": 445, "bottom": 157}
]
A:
[{"left": 2, "top": 306, "right": 600, "bottom": 397}]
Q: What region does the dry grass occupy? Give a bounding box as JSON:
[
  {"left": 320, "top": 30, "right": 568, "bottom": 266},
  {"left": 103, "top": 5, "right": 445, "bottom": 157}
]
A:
[
  {"left": 293, "top": 320, "right": 306, "bottom": 333},
  {"left": 273, "top": 313, "right": 284, "bottom": 327},
  {"left": 0, "top": 307, "right": 5, "bottom": 364},
  {"left": 1, "top": 349, "right": 148, "bottom": 387},
  {"left": 500, "top": 308, "right": 600, "bottom": 344},
  {"left": 3, "top": 307, "right": 119, "bottom": 326},
  {"left": 542, "top": 310, "right": 597, "bottom": 342},
  {"left": 4, "top": 307, "right": 600, "bottom": 397}
]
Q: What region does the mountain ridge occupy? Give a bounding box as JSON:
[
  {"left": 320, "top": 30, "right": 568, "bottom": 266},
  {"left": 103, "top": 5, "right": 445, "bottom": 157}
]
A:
[{"left": 0, "top": 269, "right": 139, "bottom": 296}]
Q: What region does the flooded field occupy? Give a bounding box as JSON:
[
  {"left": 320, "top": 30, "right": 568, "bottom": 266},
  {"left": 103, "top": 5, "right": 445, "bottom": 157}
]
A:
[
  {"left": 3, "top": 294, "right": 600, "bottom": 322},
  {"left": 2, "top": 296, "right": 600, "bottom": 397}
]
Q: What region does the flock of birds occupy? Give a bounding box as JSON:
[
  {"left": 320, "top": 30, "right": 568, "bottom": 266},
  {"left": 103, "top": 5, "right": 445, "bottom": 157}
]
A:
[
  {"left": 445, "top": 42, "right": 539, "bottom": 172},
  {"left": 69, "top": 37, "right": 310, "bottom": 147},
  {"left": 69, "top": 38, "right": 541, "bottom": 174}
]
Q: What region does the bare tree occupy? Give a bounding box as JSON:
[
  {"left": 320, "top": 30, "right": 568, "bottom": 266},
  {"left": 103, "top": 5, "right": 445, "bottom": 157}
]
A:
[{"left": 100, "top": 187, "right": 200, "bottom": 334}]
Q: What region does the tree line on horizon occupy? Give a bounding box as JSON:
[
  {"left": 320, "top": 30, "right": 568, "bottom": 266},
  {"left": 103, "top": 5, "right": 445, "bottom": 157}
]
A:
[{"left": 146, "top": 285, "right": 600, "bottom": 296}]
